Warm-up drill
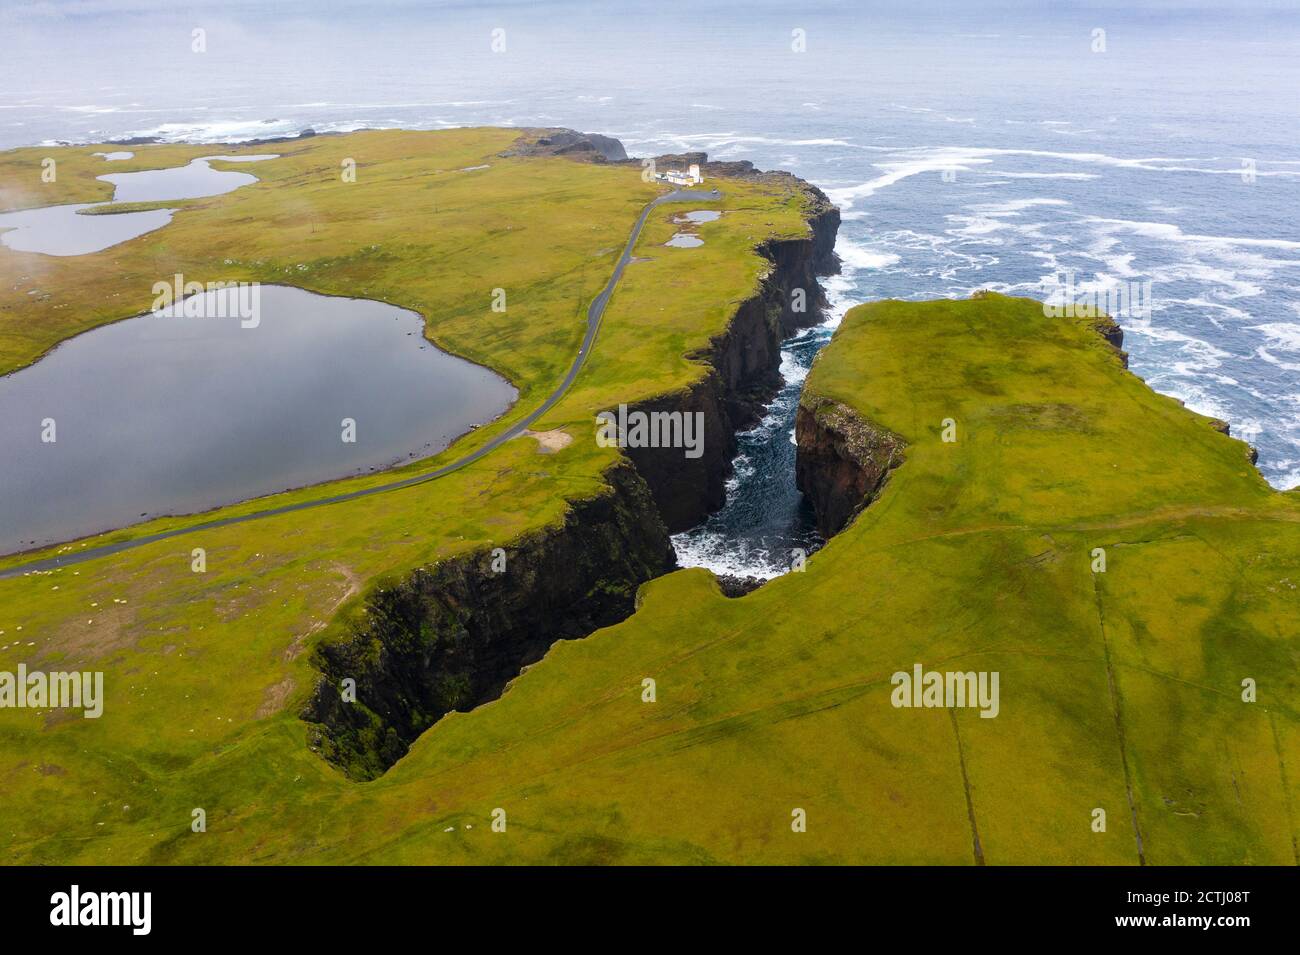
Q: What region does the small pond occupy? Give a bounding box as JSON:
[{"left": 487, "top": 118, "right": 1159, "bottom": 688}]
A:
[{"left": 0, "top": 154, "right": 278, "bottom": 256}]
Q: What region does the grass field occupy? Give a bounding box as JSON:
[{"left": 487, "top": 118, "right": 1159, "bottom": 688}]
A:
[
  {"left": 0, "top": 132, "right": 1294, "bottom": 864},
  {"left": 0, "top": 129, "right": 821, "bottom": 862}
]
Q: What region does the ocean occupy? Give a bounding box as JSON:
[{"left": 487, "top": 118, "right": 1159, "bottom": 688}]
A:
[{"left": 3, "top": 1, "right": 1297, "bottom": 576}]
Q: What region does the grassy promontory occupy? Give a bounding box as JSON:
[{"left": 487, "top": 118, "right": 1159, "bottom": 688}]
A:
[
  {"left": 0, "top": 128, "right": 1294, "bottom": 864},
  {"left": 319, "top": 293, "right": 1293, "bottom": 865}
]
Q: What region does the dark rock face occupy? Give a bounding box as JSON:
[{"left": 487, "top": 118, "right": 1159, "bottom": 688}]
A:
[
  {"left": 804, "top": 191, "right": 842, "bottom": 277},
  {"left": 716, "top": 575, "right": 765, "bottom": 597},
  {"left": 623, "top": 185, "right": 841, "bottom": 531},
  {"left": 621, "top": 378, "right": 736, "bottom": 532},
  {"left": 761, "top": 202, "right": 840, "bottom": 335},
  {"left": 504, "top": 128, "right": 629, "bottom": 162},
  {"left": 795, "top": 397, "right": 905, "bottom": 539},
  {"left": 302, "top": 462, "right": 673, "bottom": 779},
  {"left": 1087, "top": 313, "right": 1129, "bottom": 368}
]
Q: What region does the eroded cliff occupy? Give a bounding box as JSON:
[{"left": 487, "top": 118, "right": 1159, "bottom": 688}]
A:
[
  {"left": 795, "top": 396, "right": 906, "bottom": 538},
  {"left": 302, "top": 461, "right": 673, "bottom": 779},
  {"left": 301, "top": 162, "right": 841, "bottom": 778},
  {"left": 625, "top": 181, "right": 840, "bottom": 530}
]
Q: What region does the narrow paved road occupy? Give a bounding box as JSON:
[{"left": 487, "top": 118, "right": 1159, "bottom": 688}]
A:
[{"left": 0, "top": 187, "right": 722, "bottom": 580}]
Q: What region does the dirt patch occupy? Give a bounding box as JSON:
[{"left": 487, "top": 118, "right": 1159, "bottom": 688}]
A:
[
  {"left": 256, "top": 676, "right": 297, "bottom": 718},
  {"left": 283, "top": 563, "right": 361, "bottom": 662},
  {"left": 39, "top": 602, "right": 135, "bottom": 667},
  {"left": 520, "top": 429, "right": 573, "bottom": 454}
]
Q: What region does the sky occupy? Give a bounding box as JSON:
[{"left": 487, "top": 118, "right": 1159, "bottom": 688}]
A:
[{"left": 3, "top": 0, "right": 1299, "bottom": 19}]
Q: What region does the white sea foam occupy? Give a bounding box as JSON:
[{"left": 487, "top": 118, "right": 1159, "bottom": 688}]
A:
[
  {"left": 823, "top": 146, "right": 1300, "bottom": 216},
  {"left": 1124, "top": 318, "right": 1230, "bottom": 359},
  {"left": 837, "top": 243, "right": 901, "bottom": 271},
  {"left": 1176, "top": 298, "right": 1253, "bottom": 322},
  {"left": 824, "top": 149, "right": 997, "bottom": 212},
  {"left": 669, "top": 533, "right": 785, "bottom": 581},
  {"left": 778, "top": 349, "right": 810, "bottom": 385},
  {"left": 122, "top": 118, "right": 299, "bottom": 142},
  {"left": 965, "top": 197, "right": 1071, "bottom": 216},
  {"left": 1250, "top": 322, "right": 1300, "bottom": 351},
  {"left": 624, "top": 131, "right": 869, "bottom": 154},
  {"left": 998, "top": 171, "right": 1100, "bottom": 180},
  {"left": 1079, "top": 215, "right": 1300, "bottom": 252}
]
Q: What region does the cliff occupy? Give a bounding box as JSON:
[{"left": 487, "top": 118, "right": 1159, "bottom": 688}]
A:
[
  {"left": 795, "top": 396, "right": 905, "bottom": 538},
  {"left": 301, "top": 155, "right": 841, "bottom": 776},
  {"left": 790, "top": 305, "right": 1198, "bottom": 541},
  {"left": 1077, "top": 308, "right": 1255, "bottom": 460},
  {"left": 625, "top": 180, "right": 840, "bottom": 530},
  {"left": 1085, "top": 310, "right": 1129, "bottom": 367},
  {"left": 302, "top": 461, "right": 673, "bottom": 779}
]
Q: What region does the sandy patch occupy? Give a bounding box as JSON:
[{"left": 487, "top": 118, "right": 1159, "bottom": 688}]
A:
[
  {"left": 256, "top": 676, "right": 297, "bottom": 718},
  {"left": 283, "top": 562, "right": 361, "bottom": 662},
  {"left": 39, "top": 600, "right": 135, "bottom": 666},
  {"left": 520, "top": 428, "right": 573, "bottom": 454}
]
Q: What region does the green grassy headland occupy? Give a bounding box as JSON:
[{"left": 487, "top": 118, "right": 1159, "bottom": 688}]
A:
[{"left": 0, "top": 131, "right": 1294, "bottom": 864}]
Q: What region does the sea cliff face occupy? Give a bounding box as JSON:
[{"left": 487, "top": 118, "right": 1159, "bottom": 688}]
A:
[
  {"left": 302, "top": 461, "right": 673, "bottom": 779},
  {"left": 301, "top": 163, "right": 841, "bottom": 778},
  {"left": 1086, "top": 311, "right": 1128, "bottom": 367},
  {"left": 794, "top": 396, "right": 905, "bottom": 538},
  {"left": 625, "top": 183, "right": 840, "bottom": 531}
]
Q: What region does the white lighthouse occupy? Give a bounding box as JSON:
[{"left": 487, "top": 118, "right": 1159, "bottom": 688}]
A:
[{"left": 659, "top": 164, "right": 705, "bottom": 187}]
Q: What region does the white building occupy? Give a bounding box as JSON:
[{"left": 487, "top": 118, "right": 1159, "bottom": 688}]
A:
[{"left": 659, "top": 164, "right": 704, "bottom": 186}]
